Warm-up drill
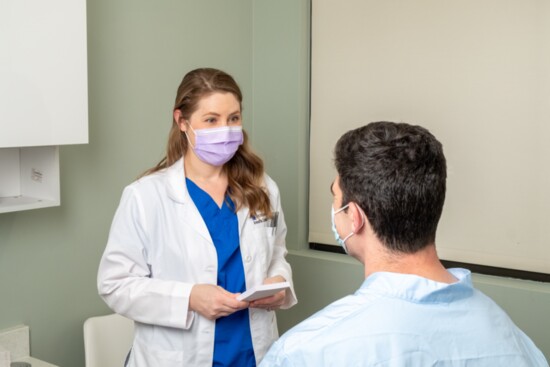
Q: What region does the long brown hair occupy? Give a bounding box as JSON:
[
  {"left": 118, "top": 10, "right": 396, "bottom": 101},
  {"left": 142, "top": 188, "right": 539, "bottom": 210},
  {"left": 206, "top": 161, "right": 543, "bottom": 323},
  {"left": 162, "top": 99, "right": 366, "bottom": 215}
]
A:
[{"left": 142, "top": 68, "right": 272, "bottom": 218}]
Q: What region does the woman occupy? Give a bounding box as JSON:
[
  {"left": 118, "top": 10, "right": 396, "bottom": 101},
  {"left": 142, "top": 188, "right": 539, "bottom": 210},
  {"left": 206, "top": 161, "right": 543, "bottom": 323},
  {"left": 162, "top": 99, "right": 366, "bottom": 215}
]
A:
[{"left": 98, "top": 68, "right": 297, "bottom": 366}]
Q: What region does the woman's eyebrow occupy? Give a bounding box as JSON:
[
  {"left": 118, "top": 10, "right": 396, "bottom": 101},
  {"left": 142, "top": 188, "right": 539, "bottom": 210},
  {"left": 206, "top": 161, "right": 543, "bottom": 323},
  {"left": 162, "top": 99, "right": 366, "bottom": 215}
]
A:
[{"left": 201, "top": 112, "right": 221, "bottom": 117}]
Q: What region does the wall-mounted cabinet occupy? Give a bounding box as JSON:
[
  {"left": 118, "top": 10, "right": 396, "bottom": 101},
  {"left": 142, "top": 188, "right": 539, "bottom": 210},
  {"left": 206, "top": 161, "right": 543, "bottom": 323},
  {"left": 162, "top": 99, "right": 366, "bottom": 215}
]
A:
[
  {"left": 0, "top": 0, "right": 88, "bottom": 213},
  {"left": 0, "top": 147, "right": 60, "bottom": 214}
]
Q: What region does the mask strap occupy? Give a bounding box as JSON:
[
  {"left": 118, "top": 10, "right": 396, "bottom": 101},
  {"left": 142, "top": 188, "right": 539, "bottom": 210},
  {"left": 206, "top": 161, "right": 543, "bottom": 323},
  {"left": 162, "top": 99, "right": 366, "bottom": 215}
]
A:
[
  {"left": 341, "top": 231, "right": 355, "bottom": 243},
  {"left": 334, "top": 203, "right": 349, "bottom": 215},
  {"left": 183, "top": 121, "right": 196, "bottom": 149},
  {"left": 343, "top": 203, "right": 366, "bottom": 241}
]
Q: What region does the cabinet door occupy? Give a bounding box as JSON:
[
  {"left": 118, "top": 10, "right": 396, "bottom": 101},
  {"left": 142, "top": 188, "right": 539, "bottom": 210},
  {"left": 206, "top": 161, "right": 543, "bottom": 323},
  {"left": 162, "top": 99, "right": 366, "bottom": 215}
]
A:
[{"left": 0, "top": 0, "right": 88, "bottom": 148}]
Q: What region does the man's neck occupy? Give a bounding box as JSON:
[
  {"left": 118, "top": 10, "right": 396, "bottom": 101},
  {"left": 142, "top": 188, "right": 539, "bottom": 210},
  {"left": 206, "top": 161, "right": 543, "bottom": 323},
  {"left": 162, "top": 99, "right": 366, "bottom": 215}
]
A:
[{"left": 364, "top": 243, "right": 457, "bottom": 284}]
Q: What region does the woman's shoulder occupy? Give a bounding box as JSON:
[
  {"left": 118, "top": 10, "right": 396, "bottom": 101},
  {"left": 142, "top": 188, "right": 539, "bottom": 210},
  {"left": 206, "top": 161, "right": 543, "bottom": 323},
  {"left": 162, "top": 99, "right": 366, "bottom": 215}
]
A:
[
  {"left": 120, "top": 169, "right": 170, "bottom": 201},
  {"left": 261, "top": 173, "right": 283, "bottom": 206},
  {"left": 126, "top": 159, "right": 187, "bottom": 206},
  {"left": 129, "top": 158, "right": 182, "bottom": 190},
  {"left": 133, "top": 169, "right": 168, "bottom": 188},
  {"left": 262, "top": 172, "right": 279, "bottom": 192},
  {"left": 261, "top": 171, "right": 279, "bottom": 186}
]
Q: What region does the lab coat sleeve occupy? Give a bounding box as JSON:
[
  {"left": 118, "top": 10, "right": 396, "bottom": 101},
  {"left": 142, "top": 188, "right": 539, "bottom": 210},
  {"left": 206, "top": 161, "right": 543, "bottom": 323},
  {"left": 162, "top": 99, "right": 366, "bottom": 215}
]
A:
[
  {"left": 97, "top": 185, "right": 195, "bottom": 329},
  {"left": 265, "top": 176, "right": 297, "bottom": 309}
]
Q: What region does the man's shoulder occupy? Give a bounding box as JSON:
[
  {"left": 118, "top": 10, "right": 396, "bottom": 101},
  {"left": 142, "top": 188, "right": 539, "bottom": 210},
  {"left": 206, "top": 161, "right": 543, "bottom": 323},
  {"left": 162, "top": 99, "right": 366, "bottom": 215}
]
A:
[
  {"left": 269, "top": 293, "right": 377, "bottom": 353},
  {"left": 263, "top": 310, "right": 437, "bottom": 366}
]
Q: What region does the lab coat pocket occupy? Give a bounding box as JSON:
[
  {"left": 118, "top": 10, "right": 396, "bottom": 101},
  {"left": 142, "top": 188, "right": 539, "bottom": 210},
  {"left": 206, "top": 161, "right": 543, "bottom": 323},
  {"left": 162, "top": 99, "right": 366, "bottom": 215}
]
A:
[
  {"left": 132, "top": 335, "right": 184, "bottom": 366},
  {"left": 251, "top": 226, "right": 275, "bottom": 269},
  {"left": 131, "top": 343, "right": 184, "bottom": 367},
  {"left": 150, "top": 348, "right": 184, "bottom": 364}
]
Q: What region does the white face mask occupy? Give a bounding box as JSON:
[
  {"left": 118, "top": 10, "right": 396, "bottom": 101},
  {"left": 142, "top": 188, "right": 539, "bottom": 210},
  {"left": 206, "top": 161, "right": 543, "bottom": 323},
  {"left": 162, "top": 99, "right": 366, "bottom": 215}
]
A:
[
  {"left": 331, "top": 203, "right": 366, "bottom": 254},
  {"left": 331, "top": 204, "right": 355, "bottom": 254}
]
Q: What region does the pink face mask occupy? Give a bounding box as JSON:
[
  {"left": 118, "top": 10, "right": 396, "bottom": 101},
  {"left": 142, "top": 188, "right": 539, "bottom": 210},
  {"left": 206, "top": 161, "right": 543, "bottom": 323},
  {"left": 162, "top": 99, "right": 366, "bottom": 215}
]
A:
[{"left": 186, "top": 125, "right": 244, "bottom": 166}]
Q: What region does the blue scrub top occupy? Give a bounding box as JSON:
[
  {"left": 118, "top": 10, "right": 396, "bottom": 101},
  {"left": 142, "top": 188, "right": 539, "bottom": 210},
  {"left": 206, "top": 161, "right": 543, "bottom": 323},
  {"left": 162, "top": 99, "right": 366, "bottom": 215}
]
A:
[{"left": 186, "top": 178, "right": 256, "bottom": 367}]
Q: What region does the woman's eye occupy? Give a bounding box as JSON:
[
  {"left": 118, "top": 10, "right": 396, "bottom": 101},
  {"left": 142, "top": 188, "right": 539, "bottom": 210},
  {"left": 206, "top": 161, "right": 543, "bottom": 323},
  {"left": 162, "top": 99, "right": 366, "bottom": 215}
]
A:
[
  {"left": 205, "top": 117, "right": 217, "bottom": 123},
  {"left": 230, "top": 115, "right": 241, "bottom": 123}
]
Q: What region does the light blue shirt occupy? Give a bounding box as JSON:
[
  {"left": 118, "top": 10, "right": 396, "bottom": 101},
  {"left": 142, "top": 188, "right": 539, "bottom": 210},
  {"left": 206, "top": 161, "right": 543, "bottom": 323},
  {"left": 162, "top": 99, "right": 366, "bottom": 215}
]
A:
[{"left": 260, "top": 268, "right": 548, "bottom": 367}]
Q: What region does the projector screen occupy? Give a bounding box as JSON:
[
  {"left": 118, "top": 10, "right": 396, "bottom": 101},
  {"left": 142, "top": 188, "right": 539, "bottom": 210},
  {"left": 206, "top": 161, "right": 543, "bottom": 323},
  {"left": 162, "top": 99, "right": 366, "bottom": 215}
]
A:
[{"left": 309, "top": 0, "right": 550, "bottom": 274}]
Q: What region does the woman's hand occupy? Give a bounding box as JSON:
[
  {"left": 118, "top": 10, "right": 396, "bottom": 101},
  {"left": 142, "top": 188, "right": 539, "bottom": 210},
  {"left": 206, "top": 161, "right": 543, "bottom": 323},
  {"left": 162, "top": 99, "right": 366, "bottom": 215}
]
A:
[
  {"left": 190, "top": 284, "right": 249, "bottom": 320},
  {"left": 249, "top": 275, "right": 287, "bottom": 311}
]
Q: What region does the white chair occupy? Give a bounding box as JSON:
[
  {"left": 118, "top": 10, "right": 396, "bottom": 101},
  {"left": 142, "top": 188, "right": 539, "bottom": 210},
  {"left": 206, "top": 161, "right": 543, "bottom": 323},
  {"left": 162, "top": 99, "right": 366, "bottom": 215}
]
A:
[{"left": 83, "top": 313, "right": 134, "bottom": 367}]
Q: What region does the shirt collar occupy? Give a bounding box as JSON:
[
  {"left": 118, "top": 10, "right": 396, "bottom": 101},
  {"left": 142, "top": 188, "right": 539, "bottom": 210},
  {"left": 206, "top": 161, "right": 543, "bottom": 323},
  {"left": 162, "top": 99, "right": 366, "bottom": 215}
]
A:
[{"left": 359, "top": 268, "right": 474, "bottom": 303}]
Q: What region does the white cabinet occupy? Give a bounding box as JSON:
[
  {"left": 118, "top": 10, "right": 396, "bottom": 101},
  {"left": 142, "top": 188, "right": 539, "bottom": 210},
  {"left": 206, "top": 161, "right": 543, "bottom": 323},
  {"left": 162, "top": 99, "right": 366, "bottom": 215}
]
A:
[
  {"left": 0, "top": 0, "right": 88, "bottom": 213},
  {"left": 0, "top": 147, "right": 60, "bottom": 214}
]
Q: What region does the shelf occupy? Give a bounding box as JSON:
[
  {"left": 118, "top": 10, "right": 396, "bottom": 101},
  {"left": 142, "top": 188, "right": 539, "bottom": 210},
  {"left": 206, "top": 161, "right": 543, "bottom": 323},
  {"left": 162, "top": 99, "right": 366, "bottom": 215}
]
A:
[
  {"left": 0, "top": 196, "right": 59, "bottom": 214},
  {"left": 0, "top": 146, "right": 60, "bottom": 214}
]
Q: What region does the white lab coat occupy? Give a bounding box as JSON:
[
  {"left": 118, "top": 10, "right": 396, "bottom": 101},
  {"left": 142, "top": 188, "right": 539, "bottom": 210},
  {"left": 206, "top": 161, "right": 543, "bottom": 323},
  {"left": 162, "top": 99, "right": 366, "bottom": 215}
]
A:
[{"left": 98, "top": 157, "right": 297, "bottom": 367}]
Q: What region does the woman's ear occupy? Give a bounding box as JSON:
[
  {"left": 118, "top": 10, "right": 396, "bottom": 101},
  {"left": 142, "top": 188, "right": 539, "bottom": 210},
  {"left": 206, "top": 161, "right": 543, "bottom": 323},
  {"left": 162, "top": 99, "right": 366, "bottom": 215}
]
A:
[{"left": 174, "top": 110, "right": 186, "bottom": 132}]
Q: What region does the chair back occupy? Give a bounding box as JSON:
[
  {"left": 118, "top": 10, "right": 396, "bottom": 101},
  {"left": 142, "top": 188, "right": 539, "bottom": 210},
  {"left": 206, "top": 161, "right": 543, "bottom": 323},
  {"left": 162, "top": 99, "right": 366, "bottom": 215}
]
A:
[{"left": 83, "top": 313, "right": 134, "bottom": 367}]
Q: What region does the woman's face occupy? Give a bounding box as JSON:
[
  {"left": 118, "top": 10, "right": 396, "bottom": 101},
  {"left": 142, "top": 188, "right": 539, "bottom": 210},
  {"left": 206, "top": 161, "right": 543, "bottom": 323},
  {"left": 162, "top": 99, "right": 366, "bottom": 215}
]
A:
[{"left": 177, "top": 92, "right": 241, "bottom": 138}]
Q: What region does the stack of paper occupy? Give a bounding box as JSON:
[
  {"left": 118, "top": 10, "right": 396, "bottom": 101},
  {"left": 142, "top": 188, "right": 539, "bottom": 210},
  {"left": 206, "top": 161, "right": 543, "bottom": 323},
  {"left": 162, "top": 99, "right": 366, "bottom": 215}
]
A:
[{"left": 237, "top": 282, "right": 290, "bottom": 301}]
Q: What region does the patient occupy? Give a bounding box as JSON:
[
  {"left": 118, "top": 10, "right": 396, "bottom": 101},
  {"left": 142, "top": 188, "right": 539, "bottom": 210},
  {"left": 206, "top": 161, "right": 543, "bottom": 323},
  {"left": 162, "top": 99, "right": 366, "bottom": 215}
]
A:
[{"left": 260, "top": 121, "right": 548, "bottom": 366}]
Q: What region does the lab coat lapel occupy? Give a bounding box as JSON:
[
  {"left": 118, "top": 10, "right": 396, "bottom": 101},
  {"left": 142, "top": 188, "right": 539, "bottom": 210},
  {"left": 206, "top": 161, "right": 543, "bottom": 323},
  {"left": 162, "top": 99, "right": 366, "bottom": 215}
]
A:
[
  {"left": 165, "top": 157, "right": 212, "bottom": 244},
  {"left": 180, "top": 200, "right": 212, "bottom": 244},
  {"left": 237, "top": 205, "right": 250, "bottom": 238}
]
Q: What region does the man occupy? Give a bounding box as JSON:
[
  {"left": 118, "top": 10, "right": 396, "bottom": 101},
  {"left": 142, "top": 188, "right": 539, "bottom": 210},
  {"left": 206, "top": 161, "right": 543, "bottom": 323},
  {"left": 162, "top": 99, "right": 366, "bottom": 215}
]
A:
[{"left": 260, "top": 122, "right": 548, "bottom": 366}]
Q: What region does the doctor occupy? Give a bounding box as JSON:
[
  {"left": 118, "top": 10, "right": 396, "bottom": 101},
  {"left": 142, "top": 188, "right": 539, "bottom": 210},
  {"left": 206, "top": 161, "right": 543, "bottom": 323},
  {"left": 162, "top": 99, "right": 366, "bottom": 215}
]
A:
[{"left": 98, "top": 68, "right": 297, "bottom": 367}]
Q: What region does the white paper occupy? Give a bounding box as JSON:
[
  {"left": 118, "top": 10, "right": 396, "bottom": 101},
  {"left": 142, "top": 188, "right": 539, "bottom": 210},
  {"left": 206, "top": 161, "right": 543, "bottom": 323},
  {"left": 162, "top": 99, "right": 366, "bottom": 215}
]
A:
[{"left": 237, "top": 282, "right": 290, "bottom": 301}]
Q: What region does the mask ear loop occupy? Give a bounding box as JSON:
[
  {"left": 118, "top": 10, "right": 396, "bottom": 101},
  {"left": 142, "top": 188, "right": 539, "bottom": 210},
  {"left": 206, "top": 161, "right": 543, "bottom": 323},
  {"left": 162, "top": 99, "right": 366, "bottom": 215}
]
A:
[
  {"left": 339, "top": 203, "right": 365, "bottom": 244},
  {"left": 183, "top": 120, "right": 196, "bottom": 149},
  {"left": 347, "top": 202, "right": 366, "bottom": 239}
]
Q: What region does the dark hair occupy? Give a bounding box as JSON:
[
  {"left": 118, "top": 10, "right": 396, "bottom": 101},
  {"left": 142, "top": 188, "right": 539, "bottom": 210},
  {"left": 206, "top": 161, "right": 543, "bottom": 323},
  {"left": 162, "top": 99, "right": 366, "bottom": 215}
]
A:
[
  {"left": 141, "top": 68, "right": 272, "bottom": 217},
  {"left": 334, "top": 121, "right": 447, "bottom": 253}
]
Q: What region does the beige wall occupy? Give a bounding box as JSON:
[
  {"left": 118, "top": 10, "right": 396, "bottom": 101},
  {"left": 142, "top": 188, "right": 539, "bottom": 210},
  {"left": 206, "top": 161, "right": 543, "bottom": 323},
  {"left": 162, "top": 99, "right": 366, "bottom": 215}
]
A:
[
  {"left": 1, "top": 1, "right": 549, "bottom": 366},
  {"left": 252, "top": 0, "right": 550, "bottom": 361}
]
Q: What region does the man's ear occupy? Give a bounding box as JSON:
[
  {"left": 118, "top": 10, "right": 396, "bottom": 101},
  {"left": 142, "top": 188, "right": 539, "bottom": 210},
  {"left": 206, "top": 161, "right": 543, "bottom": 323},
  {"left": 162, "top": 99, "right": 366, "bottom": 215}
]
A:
[
  {"left": 349, "top": 202, "right": 366, "bottom": 233},
  {"left": 174, "top": 110, "right": 186, "bottom": 132}
]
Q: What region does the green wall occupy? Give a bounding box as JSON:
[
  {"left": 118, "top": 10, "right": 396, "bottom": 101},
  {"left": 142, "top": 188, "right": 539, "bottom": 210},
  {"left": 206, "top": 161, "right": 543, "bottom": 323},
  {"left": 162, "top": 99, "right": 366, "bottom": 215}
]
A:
[
  {"left": 1, "top": 1, "right": 549, "bottom": 366},
  {"left": 0, "top": 1, "right": 255, "bottom": 365}
]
